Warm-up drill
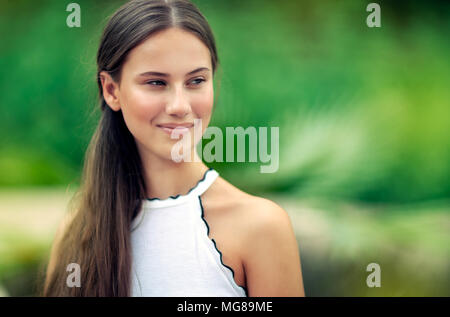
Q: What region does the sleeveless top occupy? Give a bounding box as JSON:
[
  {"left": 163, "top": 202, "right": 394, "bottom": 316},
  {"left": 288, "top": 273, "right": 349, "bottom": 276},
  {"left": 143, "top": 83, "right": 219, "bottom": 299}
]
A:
[{"left": 130, "top": 168, "right": 248, "bottom": 297}]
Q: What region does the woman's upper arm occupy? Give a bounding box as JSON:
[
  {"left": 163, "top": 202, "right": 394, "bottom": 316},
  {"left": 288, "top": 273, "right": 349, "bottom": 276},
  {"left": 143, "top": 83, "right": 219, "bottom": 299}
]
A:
[{"left": 241, "top": 199, "right": 305, "bottom": 297}]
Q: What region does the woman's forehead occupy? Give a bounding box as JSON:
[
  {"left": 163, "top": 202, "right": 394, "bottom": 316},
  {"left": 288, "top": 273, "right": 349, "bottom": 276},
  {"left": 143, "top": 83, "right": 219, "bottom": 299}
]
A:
[{"left": 123, "top": 28, "right": 212, "bottom": 77}]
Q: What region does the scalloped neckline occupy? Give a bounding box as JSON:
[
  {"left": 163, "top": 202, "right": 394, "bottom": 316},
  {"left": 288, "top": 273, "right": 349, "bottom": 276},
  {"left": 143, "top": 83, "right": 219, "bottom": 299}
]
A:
[{"left": 146, "top": 167, "right": 214, "bottom": 203}]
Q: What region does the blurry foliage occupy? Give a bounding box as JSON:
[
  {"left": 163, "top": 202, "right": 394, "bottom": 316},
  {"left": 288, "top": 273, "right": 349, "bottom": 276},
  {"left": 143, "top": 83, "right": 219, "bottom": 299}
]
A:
[
  {"left": 297, "top": 199, "right": 450, "bottom": 296},
  {"left": 0, "top": 230, "right": 48, "bottom": 296},
  {"left": 0, "top": 0, "right": 449, "bottom": 203},
  {"left": 0, "top": 0, "right": 449, "bottom": 297}
]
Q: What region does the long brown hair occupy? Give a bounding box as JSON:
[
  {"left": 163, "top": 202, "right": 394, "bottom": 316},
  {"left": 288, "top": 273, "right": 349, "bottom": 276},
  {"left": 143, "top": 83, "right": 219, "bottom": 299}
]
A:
[{"left": 43, "top": 0, "right": 218, "bottom": 296}]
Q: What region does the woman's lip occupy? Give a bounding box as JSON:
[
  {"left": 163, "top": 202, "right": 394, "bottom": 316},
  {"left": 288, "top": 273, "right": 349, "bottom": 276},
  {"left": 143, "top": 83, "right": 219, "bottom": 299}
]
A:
[
  {"left": 158, "top": 126, "right": 192, "bottom": 135},
  {"left": 157, "top": 123, "right": 194, "bottom": 128}
]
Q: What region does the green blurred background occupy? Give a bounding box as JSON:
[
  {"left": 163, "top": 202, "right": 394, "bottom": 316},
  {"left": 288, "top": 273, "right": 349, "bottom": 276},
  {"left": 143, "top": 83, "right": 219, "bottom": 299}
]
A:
[{"left": 0, "top": 0, "right": 449, "bottom": 296}]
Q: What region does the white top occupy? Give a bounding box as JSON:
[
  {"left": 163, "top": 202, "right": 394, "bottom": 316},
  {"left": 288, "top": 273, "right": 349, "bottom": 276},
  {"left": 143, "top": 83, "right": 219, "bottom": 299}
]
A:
[{"left": 130, "top": 168, "right": 248, "bottom": 297}]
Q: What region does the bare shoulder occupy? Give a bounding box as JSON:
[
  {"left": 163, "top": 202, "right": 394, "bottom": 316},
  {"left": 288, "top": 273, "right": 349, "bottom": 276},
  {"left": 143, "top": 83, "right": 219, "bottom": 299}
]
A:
[
  {"left": 234, "top": 191, "right": 296, "bottom": 256},
  {"left": 206, "top": 176, "right": 305, "bottom": 296},
  {"left": 207, "top": 175, "right": 291, "bottom": 232},
  {"left": 240, "top": 194, "right": 289, "bottom": 226}
]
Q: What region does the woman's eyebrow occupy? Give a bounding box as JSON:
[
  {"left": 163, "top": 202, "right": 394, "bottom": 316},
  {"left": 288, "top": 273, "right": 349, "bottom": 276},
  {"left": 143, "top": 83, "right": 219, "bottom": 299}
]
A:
[
  {"left": 186, "top": 67, "right": 210, "bottom": 75},
  {"left": 138, "top": 67, "right": 210, "bottom": 77}
]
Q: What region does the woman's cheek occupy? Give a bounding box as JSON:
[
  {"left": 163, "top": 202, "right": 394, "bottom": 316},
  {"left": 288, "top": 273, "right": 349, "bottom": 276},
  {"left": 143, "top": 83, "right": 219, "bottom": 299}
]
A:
[
  {"left": 194, "top": 85, "right": 214, "bottom": 124},
  {"left": 130, "top": 86, "right": 162, "bottom": 116},
  {"left": 121, "top": 90, "right": 161, "bottom": 139}
]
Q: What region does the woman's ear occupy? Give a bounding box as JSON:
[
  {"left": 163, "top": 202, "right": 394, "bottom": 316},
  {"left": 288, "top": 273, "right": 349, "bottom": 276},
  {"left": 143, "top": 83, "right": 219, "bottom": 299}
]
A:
[{"left": 99, "top": 71, "right": 121, "bottom": 111}]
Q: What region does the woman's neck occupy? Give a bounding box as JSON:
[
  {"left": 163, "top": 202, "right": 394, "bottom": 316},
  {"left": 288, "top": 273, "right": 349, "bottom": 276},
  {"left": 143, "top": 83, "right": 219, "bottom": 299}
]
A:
[{"left": 140, "top": 150, "right": 210, "bottom": 199}]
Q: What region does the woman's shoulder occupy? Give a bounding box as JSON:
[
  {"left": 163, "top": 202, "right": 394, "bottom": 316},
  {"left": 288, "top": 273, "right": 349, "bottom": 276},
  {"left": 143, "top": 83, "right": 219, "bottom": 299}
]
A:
[
  {"left": 206, "top": 175, "right": 304, "bottom": 296},
  {"left": 204, "top": 175, "right": 290, "bottom": 232}
]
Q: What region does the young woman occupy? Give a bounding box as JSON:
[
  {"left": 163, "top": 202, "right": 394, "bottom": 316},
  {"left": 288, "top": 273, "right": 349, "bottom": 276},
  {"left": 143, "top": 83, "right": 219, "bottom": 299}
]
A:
[{"left": 43, "top": 0, "right": 305, "bottom": 297}]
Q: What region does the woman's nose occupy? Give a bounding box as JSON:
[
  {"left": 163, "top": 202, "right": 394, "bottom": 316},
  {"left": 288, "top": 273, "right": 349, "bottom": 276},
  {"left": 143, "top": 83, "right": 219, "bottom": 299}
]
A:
[{"left": 165, "top": 85, "right": 191, "bottom": 117}]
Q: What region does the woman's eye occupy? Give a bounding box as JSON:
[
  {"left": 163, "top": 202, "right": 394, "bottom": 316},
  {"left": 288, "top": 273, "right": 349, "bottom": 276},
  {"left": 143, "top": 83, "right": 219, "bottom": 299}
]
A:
[
  {"left": 146, "top": 80, "right": 165, "bottom": 86},
  {"left": 190, "top": 78, "right": 205, "bottom": 85}
]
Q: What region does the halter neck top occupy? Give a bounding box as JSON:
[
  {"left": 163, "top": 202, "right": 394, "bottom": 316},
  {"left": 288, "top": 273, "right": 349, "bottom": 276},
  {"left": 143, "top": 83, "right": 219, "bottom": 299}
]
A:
[{"left": 130, "top": 168, "right": 248, "bottom": 297}]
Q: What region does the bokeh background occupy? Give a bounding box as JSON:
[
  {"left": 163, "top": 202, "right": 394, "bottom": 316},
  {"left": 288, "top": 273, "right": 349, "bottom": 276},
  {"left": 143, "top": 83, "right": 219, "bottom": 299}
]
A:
[{"left": 0, "top": 0, "right": 449, "bottom": 296}]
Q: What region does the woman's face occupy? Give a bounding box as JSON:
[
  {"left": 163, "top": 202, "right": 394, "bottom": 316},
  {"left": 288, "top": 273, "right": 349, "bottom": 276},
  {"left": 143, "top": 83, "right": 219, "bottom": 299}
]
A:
[{"left": 100, "top": 27, "right": 214, "bottom": 162}]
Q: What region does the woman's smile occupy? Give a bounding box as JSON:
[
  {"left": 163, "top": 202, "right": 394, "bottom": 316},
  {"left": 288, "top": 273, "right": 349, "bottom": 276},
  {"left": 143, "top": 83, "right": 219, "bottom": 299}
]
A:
[
  {"left": 158, "top": 125, "right": 192, "bottom": 136},
  {"left": 156, "top": 122, "right": 195, "bottom": 135}
]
